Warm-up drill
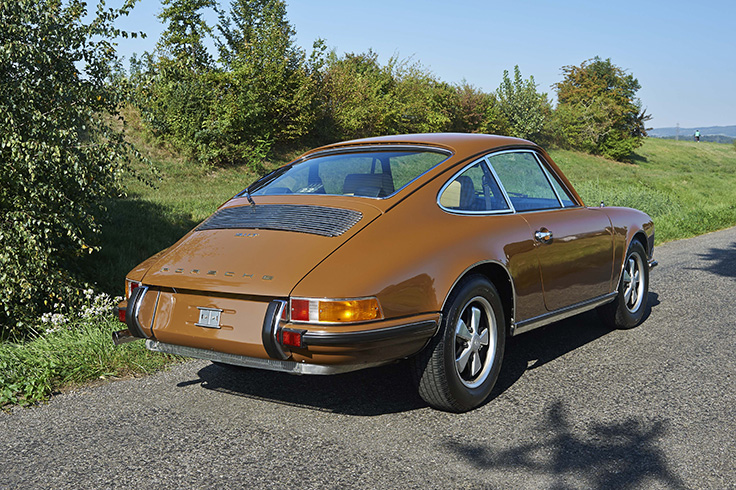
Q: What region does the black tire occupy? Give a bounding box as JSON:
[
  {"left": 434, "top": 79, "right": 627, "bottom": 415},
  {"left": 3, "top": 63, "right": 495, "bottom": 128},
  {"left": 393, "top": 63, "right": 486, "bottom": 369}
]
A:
[
  {"left": 598, "top": 241, "right": 649, "bottom": 329},
  {"left": 411, "top": 275, "right": 506, "bottom": 412}
]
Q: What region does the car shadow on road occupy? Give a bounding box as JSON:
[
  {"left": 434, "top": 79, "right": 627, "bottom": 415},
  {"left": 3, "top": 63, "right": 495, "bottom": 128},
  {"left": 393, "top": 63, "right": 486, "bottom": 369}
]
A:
[
  {"left": 443, "top": 399, "right": 687, "bottom": 489},
  {"left": 190, "top": 360, "right": 426, "bottom": 416},
  {"left": 489, "top": 292, "right": 659, "bottom": 404},
  {"left": 185, "top": 295, "right": 660, "bottom": 416}
]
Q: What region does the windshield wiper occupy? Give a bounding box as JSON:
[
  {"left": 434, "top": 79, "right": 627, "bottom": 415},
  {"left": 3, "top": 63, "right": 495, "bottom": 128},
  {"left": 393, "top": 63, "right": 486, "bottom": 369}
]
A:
[{"left": 245, "top": 186, "right": 256, "bottom": 208}]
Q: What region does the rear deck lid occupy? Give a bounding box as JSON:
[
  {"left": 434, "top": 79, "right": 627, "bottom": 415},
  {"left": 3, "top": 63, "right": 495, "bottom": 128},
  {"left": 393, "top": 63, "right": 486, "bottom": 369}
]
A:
[{"left": 142, "top": 200, "right": 381, "bottom": 297}]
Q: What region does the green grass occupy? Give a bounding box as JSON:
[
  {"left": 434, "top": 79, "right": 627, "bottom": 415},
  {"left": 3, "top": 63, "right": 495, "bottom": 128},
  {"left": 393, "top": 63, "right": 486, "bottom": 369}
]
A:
[
  {"left": 1, "top": 314, "right": 180, "bottom": 408},
  {"left": 550, "top": 138, "right": 736, "bottom": 243},
  {"left": 3, "top": 135, "right": 736, "bottom": 408}
]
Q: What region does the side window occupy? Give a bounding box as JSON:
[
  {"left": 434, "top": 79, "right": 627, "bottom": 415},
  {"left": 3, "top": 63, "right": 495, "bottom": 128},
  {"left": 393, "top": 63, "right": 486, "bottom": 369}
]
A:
[
  {"left": 439, "top": 161, "right": 509, "bottom": 212},
  {"left": 487, "top": 152, "right": 561, "bottom": 211},
  {"left": 549, "top": 176, "right": 576, "bottom": 207}
]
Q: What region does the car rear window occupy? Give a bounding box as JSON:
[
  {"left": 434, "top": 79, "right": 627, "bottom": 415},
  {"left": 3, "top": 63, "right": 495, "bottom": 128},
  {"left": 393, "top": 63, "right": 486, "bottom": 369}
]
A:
[{"left": 250, "top": 149, "right": 449, "bottom": 198}]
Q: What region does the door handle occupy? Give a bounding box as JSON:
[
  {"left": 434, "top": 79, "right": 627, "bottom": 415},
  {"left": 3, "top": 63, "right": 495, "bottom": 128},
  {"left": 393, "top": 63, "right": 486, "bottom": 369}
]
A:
[{"left": 535, "top": 229, "right": 553, "bottom": 244}]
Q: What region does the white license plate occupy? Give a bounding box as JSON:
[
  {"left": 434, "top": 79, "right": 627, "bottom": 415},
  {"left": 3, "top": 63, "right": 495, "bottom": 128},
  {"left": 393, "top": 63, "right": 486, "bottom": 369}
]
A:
[{"left": 196, "top": 307, "right": 222, "bottom": 328}]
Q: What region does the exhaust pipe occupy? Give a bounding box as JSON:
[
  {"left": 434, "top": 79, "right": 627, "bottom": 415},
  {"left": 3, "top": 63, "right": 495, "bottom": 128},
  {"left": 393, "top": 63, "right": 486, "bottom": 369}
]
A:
[{"left": 112, "top": 329, "right": 140, "bottom": 346}]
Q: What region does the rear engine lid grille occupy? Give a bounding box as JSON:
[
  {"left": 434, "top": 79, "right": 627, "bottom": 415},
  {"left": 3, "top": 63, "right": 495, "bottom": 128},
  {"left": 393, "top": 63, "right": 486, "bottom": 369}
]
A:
[{"left": 196, "top": 204, "right": 363, "bottom": 237}]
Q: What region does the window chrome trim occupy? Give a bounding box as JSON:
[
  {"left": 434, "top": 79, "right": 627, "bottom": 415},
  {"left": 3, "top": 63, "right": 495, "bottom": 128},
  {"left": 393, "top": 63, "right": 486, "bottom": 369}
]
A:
[
  {"left": 488, "top": 149, "right": 563, "bottom": 212},
  {"left": 536, "top": 153, "right": 565, "bottom": 208},
  {"left": 436, "top": 157, "right": 513, "bottom": 215},
  {"left": 533, "top": 152, "right": 580, "bottom": 208},
  {"left": 438, "top": 148, "right": 575, "bottom": 216},
  {"left": 483, "top": 154, "right": 516, "bottom": 213}
]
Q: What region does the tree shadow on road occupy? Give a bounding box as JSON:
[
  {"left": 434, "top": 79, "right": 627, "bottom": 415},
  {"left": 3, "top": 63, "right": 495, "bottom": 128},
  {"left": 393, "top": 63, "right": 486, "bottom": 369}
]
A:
[
  {"left": 443, "top": 400, "right": 687, "bottom": 489},
  {"left": 693, "top": 241, "right": 736, "bottom": 278},
  {"left": 184, "top": 296, "right": 660, "bottom": 417}
]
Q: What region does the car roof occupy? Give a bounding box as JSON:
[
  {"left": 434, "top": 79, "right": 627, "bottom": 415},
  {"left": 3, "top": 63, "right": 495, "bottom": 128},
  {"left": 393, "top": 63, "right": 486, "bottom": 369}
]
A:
[{"left": 302, "top": 133, "right": 537, "bottom": 157}]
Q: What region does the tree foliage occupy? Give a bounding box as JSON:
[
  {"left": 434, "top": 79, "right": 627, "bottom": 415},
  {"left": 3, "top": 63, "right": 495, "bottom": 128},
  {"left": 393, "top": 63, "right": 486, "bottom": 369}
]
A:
[
  {"left": 554, "top": 57, "right": 650, "bottom": 161},
  {"left": 0, "top": 0, "right": 144, "bottom": 335},
  {"left": 318, "top": 51, "right": 454, "bottom": 141},
  {"left": 158, "top": 0, "right": 216, "bottom": 71},
  {"left": 447, "top": 82, "right": 507, "bottom": 135},
  {"left": 495, "top": 65, "right": 551, "bottom": 141},
  {"left": 135, "top": 0, "right": 323, "bottom": 169},
  {"left": 209, "top": 0, "right": 324, "bottom": 167}
]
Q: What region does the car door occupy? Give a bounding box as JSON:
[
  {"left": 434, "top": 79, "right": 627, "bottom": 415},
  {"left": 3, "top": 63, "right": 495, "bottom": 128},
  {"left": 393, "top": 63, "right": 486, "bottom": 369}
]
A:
[{"left": 487, "top": 150, "right": 614, "bottom": 312}]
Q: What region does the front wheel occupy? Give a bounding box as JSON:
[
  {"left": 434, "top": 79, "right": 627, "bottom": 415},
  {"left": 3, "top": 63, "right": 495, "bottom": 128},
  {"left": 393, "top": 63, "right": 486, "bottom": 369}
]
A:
[
  {"left": 598, "top": 241, "right": 649, "bottom": 329},
  {"left": 411, "top": 275, "right": 506, "bottom": 412}
]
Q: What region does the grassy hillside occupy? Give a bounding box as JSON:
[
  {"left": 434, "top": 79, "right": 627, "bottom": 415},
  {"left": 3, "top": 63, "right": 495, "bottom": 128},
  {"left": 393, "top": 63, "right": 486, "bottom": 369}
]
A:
[
  {"left": 85, "top": 136, "right": 736, "bottom": 297},
  {"left": 551, "top": 138, "right": 736, "bottom": 244}
]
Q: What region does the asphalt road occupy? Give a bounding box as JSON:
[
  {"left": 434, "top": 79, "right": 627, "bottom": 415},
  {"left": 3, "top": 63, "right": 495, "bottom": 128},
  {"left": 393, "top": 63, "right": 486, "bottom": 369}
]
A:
[{"left": 2, "top": 227, "right": 735, "bottom": 490}]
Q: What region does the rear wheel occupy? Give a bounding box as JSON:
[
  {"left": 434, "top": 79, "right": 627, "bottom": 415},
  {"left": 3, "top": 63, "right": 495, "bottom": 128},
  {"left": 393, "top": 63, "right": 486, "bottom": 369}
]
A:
[
  {"left": 598, "top": 241, "right": 649, "bottom": 329},
  {"left": 411, "top": 275, "right": 506, "bottom": 412}
]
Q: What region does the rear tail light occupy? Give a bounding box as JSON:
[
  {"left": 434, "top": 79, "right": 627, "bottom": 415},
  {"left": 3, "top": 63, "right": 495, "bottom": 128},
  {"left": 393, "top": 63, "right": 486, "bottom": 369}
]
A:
[
  {"left": 289, "top": 297, "right": 383, "bottom": 323},
  {"left": 281, "top": 328, "right": 306, "bottom": 348},
  {"left": 125, "top": 279, "right": 142, "bottom": 300}
]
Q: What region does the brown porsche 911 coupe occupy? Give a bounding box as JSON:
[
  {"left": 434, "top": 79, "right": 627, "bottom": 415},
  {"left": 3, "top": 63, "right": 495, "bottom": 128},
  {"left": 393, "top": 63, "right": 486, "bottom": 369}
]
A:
[{"left": 114, "top": 133, "right": 656, "bottom": 412}]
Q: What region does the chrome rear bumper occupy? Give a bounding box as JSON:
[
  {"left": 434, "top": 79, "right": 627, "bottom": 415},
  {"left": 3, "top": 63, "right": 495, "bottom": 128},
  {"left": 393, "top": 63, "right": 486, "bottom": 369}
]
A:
[{"left": 145, "top": 339, "right": 389, "bottom": 375}]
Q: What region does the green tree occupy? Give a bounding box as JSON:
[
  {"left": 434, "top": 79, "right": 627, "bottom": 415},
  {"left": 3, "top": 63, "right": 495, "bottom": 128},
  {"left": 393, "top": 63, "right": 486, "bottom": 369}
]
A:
[
  {"left": 206, "top": 0, "right": 324, "bottom": 168},
  {"left": 131, "top": 0, "right": 218, "bottom": 162},
  {"left": 319, "top": 51, "right": 453, "bottom": 141},
  {"left": 495, "top": 66, "right": 551, "bottom": 140},
  {"left": 446, "top": 81, "right": 508, "bottom": 135},
  {"left": 0, "top": 0, "right": 145, "bottom": 335},
  {"left": 158, "top": 0, "right": 216, "bottom": 70},
  {"left": 554, "top": 57, "right": 650, "bottom": 161}
]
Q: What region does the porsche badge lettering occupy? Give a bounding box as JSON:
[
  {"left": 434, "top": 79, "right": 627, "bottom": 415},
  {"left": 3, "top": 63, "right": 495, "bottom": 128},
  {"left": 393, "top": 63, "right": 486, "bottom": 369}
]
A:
[
  {"left": 159, "top": 266, "right": 274, "bottom": 281},
  {"left": 235, "top": 232, "right": 259, "bottom": 238},
  {"left": 196, "top": 307, "right": 222, "bottom": 328}
]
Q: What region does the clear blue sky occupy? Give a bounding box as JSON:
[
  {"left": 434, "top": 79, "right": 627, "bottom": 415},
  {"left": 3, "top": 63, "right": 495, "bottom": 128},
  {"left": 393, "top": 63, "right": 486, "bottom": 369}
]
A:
[{"left": 107, "top": 0, "right": 736, "bottom": 128}]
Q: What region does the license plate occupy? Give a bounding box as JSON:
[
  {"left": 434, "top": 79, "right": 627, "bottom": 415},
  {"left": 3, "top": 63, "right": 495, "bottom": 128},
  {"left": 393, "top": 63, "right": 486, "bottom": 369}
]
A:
[{"left": 196, "top": 307, "right": 222, "bottom": 328}]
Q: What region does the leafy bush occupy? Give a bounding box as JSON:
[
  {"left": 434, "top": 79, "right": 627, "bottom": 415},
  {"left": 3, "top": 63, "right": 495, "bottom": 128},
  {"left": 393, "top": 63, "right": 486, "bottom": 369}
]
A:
[
  {"left": 0, "top": 0, "right": 148, "bottom": 336},
  {"left": 318, "top": 51, "right": 454, "bottom": 141},
  {"left": 134, "top": 0, "right": 323, "bottom": 170},
  {"left": 553, "top": 57, "right": 650, "bottom": 161}
]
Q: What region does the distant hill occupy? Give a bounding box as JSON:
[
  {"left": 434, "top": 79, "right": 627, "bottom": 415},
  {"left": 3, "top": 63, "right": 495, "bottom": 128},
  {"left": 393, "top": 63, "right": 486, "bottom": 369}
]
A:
[{"left": 649, "top": 125, "right": 736, "bottom": 143}]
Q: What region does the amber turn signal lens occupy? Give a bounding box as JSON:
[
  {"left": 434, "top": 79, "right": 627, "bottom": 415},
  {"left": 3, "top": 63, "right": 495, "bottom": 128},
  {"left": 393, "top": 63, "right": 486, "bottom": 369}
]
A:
[
  {"left": 289, "top": 297, "right": 383, "bottom": 323},
  {"left": 318, "top": 298, "right": 381, "bottom": 323}
]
